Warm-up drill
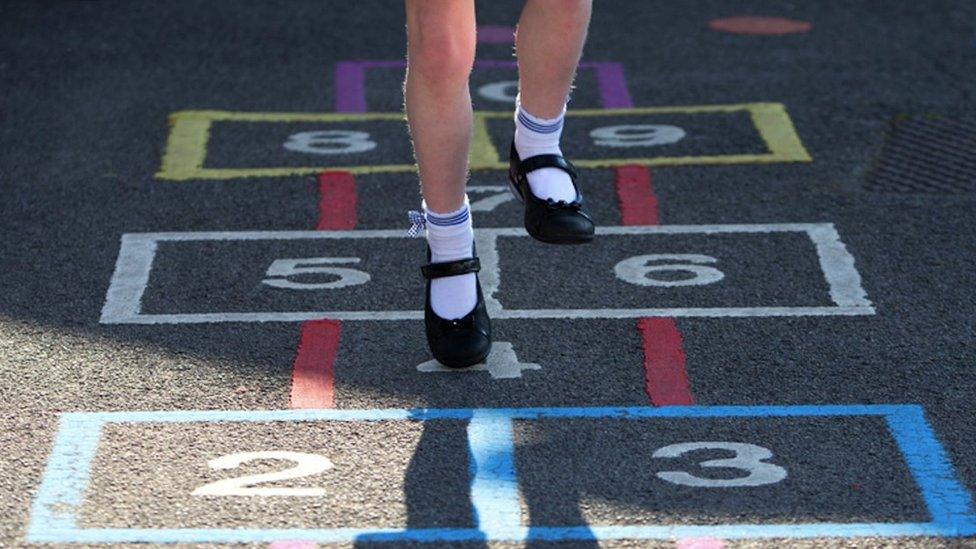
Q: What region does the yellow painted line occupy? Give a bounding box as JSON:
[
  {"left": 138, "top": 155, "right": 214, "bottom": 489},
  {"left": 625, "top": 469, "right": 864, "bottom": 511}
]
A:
[
  {"left": 749, "top": 102, "right": 812, "bottom": 162},
  {"left": 469, "top": 114, "right": 502, "bottom": 171},
  {"left": 156, "top": 103, "right": 811, "bottom": 181}
]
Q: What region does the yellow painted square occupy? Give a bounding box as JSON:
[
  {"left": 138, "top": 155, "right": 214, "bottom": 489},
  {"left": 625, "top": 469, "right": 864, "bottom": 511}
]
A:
[{"left": 157, "top": 103, "right": 811, "bottom": 181}]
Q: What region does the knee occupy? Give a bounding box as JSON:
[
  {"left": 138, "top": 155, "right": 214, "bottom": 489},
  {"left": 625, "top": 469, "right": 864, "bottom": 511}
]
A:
[{"left": 406, "top": 17, "right": 475, "bottom": 87}]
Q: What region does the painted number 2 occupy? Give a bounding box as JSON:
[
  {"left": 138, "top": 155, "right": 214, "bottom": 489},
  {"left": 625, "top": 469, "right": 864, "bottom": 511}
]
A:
[
  {"left": 192, "top": 451, "right": 334, "bottom": 497},
  {"left": 284, "top": 130, "right": 376, "bottom": 155},
  {"left": 652, "top": 442, "right": 788, "bottom": 488}
]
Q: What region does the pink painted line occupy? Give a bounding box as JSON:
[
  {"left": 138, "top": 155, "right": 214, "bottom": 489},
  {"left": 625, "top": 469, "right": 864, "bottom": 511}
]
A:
[
  {"left": 334, "top": 60, "right": 632, "bottom": 112},
  {"left": 269, "top": 541, "right": 317, "bottom": 549},
  {"left": 317, "top": 171, "right": 357, "bottom": 231},
  {"left": 477, "top": 25, "right": 515, "bottom": 44},
  {"left": 677, "top": 537, "right": 725, "bottom": 549}
]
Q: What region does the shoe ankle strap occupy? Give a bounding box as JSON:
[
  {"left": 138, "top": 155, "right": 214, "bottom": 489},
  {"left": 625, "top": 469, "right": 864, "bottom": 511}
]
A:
[{"left": 421, "top": 257, "right": 481, "bottom": 279}]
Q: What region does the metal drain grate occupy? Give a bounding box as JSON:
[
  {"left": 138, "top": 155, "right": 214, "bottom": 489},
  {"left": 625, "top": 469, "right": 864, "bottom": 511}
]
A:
[{"left": 865, "top": 115, "right": 976, "bottom": 193}]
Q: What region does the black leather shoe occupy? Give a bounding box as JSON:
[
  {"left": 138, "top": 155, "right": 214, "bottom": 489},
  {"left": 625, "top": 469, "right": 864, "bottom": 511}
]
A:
[
  {"left": 422, "top": 248, "right": 492, "bottom": 368},
  {"left": 507, "top": 141, "right": 595, "bottom": 244}
]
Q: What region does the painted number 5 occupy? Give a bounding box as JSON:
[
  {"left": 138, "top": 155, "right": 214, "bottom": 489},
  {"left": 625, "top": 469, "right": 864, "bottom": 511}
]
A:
[
  {"left": 263, "top": 257, "right": 370, "bottom": 290},
  {"left": 615, "top": 254, "right": 724, "bottom": 287},
  {"left": 284, "top": 130, "right": 376, "bottom": 155},
  {"left": 193, "top": 451, "right": 334, "bottom": 497},
  {"left": 652, "top": 442, "right": 788, "bottom": 488}
]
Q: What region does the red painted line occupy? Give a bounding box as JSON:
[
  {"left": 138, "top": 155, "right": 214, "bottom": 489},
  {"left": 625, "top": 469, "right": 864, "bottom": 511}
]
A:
[
  {"left": 316, "top": 171, "right": 357, "bottom": 231},
  {"left": 288, "top": 171, "right": 357, "bottom": 409},
  {"left": 290, "top": 319, "right": 341, "bottom": 409},
  {"left": 707, "top": 16, "right": 811, "bottom": 36},
  {"left": 638, "top": 318, "right": 694, "bottom": 406},
  {"left": 615, "top": 165, "right": 694, "bottom": 406},
  {"left": 615, "top": 165, "right": 659, "bottom": 226}
]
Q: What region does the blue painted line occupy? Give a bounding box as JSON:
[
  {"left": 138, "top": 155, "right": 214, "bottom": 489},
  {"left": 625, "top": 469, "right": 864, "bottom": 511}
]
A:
[
  {"left": 64, "top": 404, "right": 914, "bottom": 425},
  {"left": 467, "top": 410, "right": 521, "bottom": 536},
  {"left": 884, "top": 406, "right": 976, "bottom": 531},
  {"left": 26, "top": 415, "right": 102, "bottom": 540},
  {"left": 24, "top": 522, "right": 976, "bottom": 544}
]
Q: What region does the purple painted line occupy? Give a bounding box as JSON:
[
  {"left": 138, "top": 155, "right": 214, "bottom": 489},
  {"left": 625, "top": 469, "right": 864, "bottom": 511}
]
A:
[
  {"left": 334, "top": 60, "right": 632, "bottom": 111},
  {"left": 586, "top": 61, "right": 634, "bottom": 108},
  {"left": 477, "top": 25, "right": 515, "bottom": 43}
]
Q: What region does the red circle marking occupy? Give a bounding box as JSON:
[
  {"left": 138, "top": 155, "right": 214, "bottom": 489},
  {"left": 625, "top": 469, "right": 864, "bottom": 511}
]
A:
[{"left": 708, "top": 16, "right": 811, "bottom": 35}]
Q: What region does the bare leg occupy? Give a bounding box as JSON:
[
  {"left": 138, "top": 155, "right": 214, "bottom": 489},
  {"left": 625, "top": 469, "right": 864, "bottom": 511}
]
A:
[
  {"left": 404, "top": 0, "right": 476, "bottom": 213},
  {"left": 515, "top": 0, "right": 592, "bottom": 118}
]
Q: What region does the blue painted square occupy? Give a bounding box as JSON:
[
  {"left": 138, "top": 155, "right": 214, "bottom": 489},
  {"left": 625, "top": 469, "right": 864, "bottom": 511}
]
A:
[{"left": 27, "top": 405, "right": 976, "bottom": 544}]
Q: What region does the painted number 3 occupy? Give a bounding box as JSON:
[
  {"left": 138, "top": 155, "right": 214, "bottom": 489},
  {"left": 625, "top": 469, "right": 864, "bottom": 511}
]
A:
[{"left": 653, "top": 442, "right": 788, "bottom": 488}]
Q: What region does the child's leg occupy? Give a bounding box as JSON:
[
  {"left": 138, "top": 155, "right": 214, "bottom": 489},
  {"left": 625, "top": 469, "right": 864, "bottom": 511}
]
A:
[
  {"left": 514, "top": 0, "right": 593, "bottom": 202},
  {"left": 404, "top": 0, "right": 476, "bottom": 214},
  {"left": 404, "top": 0, "right": 478, "bottom": 320}
]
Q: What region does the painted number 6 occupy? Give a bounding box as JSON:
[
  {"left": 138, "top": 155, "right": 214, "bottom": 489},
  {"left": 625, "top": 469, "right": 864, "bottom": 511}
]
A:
[
  {"left": 652, "top": 442, "right": 788, "bottom": 488},
  {"left": 283, "top": 130, "right": 376, "bottom": 155},
  {"left": 263, "top": 257, "right": 371, "bottom": 290},
  {"left": 614, "top": 254, "right": 724, "bottom": 287}
]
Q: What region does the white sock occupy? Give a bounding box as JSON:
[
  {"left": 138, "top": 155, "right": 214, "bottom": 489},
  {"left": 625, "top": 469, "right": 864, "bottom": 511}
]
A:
[
  {"left": 425, "top": 198, "right": 477, "bottom": 320},
  {"left": 513, "top": 100, "right": 577, "bottom": 203}
]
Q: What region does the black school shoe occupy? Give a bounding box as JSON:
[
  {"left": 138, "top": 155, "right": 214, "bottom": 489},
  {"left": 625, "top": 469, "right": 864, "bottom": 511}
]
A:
[
  {"left": 421, "top": 248, "right": 492, "bottom": 368},
  {"left": 507, "top": 141, "right": 595, "bottom": 244}
]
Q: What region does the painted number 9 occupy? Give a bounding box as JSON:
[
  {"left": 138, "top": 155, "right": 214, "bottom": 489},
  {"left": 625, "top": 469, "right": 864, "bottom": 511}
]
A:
[
  {"left": 590, "top": 124, "right": 686, "bottom": 147},
  {"left": 653, "top": 442, "right": 788, "bottom": 488},
  {"left": 283, "top": 130, "right": 376, "bottom": 155},
  {"left": 614, "top": 254, "right": 724, "bottom": 287}
]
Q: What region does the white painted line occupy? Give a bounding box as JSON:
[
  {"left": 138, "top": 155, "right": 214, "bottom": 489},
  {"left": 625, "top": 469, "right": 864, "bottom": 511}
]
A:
[
  {"left": 806, "top": 224, "right": 872, "bottom": 308},
  {"left": 417, "top": 342, "right": 542, "bottom": 379},
  {"left": 100, "top": 224, "right": 875, "bottom": 324},
  {"left": 101, "top": 306, "right": 874, "bottom": 324}
]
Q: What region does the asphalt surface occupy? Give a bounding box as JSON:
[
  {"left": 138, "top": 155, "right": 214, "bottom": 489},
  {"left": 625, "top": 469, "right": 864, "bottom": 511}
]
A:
[{"left": 2, "top": 0, "right": 976, "bottom": 547}]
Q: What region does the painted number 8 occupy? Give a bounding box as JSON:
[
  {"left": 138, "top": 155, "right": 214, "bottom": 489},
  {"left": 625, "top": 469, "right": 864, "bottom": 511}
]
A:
[
  {"left": 653, "top": 442, "right": 788, "bottom": 488},
  {"left": 590, "top": 124, "right": 686, "bottom": 147},
  {"left": 614, "top": 254, "right": 724, "bottom": 287},
  {"left": 283, "top": 130, "right": 377, "bottom": 155}
]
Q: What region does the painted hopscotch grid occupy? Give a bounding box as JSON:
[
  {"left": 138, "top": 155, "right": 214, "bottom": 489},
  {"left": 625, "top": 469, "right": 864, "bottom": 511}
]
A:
[
  {"left": 27, "top": 405, "right": 975, "bottom": 544},
  {"left": 155, "top": 103, "right": 812, "bottom": 180},
  {"left": 99, "top": 223, "right": 875, "bottom": 325}
]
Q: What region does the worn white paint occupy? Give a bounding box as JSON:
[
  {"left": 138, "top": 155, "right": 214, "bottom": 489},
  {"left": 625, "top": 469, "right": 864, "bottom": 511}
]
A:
[
  {"left": 477, "top": 80, "right": 519, "bottom": 104},
  {"left": 192, "top": 451, "right": 333, "bottom": 497},
  {"left": 467, "top": 185, "right": 516, "bottom": 212},
  {"left": 653, "top": 442, "right": 787, "bottom": 488},
  {"left": 416, "top": 342, "right": 541, "bottom": 379}
]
